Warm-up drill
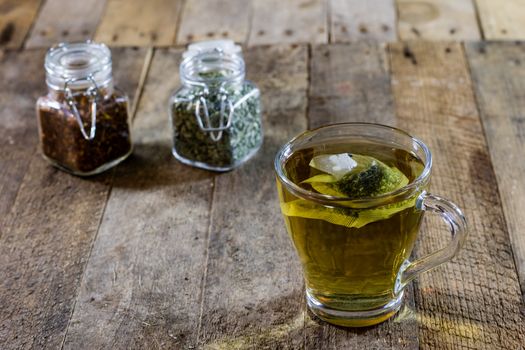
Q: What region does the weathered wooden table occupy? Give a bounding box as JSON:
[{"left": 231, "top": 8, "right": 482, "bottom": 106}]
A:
[{"left": 2, "top": 1, "right": 525, "bottom": 349}]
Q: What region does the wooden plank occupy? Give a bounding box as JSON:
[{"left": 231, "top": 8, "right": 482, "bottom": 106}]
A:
[
  {"left": 0, "top": 0, "right": 42, "bottom": 48},
  {"left": 176, "top": 0, "right": 250, "bottom": 45},
  {"left": 95, "top": 0, "right": 183, "bottom": 46},
  {"left": 62, "top": 48, "right": 212, "bottom": 349},
  {"left": 397, "top": 0, "right": 480, "bottom": 40},
  {"left": 0, "top": 49, "right": 45, "bottom": 237},
  {"left": 475, "top": 0, "right": 525, "bottom": 40},
  {"left": 390, "top": 41, "right": 525, "bottom": 349},
  {"left": 304, "top": 42, "right": 418, "bottom": 350},
  {"left": 330, "top": 0, "right": 397, "bottom": 43},
  {"left": 248, "top": 0, "right": 328, "bottom": 46},
  {"left": 0, "top": 48, "right": 149, "bottom": 349},
  {"left": 25, "top": 0, "right": 107, "bottom": 48},
  {"left": 309, "top": 43, "right": 394, "bottom": 129},
  {"left": 197, "top": 45, "right": 308, "bottom": 349},
  {"left": 465, "top": 42, "right": 525, "bottom": 299}
]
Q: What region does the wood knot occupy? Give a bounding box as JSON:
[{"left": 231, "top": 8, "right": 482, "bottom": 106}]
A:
[{"left": 399, "top": 2, "right": 439, "bottom": 24}]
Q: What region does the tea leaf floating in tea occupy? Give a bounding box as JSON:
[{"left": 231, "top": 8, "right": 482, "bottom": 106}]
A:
[{"left": 281, "top": 153, "right": 413, "bottom": 228}]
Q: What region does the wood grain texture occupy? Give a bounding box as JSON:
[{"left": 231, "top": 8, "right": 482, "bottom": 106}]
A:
[
  {"left": 197, "top": 45, "right": 308, "bottom": 349},
  {"left": 176, "top": 0, "right": 251, "bottom": 45},
  {"left": 397, "top": 0, "right": 480, "bottom": 40},
  {"left": 25, "top": 0, "right": 106, "bottom": 48},
  {"left": 0, "top": 49, "right": 45, "bottom": 236},
  {"left": 304, "top": 42, "right": 418, "bottom": 350},
  {"left": 465, "top": 41, "right": 525, "bottom": 299},
  {"left": 390, "top": 41, "right": 525, "bottom": 349},
  {"left": 0, "top": 48, "right": 148, "bottom": 350},
  {"left": 95, "top": 0, "right": 182, "bottom": 46},
  {"left": 309, "top": 43, "right": 394, "bottom": 129},
  {"left": 475, "top": 0, "right": 525, "bottom": 39},
  {"left": 248, "top": 0, "right": 328, "bottom": 46},
  {"left": 62, "top": 48, "right": 213, "bottom": 349},
  {"left": 0, "top": 0, "right": 42, "bottom": 48},
  {"left": 330, "top": 0, "right": 397, "bottom": 43}
]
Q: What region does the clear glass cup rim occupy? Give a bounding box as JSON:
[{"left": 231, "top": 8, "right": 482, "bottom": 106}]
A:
[{"left": 274, "top": 122, "right": 433, "bottom": 205}]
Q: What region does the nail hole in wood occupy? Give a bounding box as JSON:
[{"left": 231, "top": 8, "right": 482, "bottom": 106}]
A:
[
  {"left": 403, "top": 46, "right": 417, "bottom": 65},
  {"left": 411, "top": 27, "right": 421, "bottom": 37}
]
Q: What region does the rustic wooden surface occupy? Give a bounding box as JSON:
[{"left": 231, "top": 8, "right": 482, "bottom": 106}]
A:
[
  {"left": 0, "top": 48, "right": 148, "bottom": 349},
  {"left": 2, "top": 1, "right": 525, "bottom": 349},
  {"left": 198, "top": 45, "right": 308, "bottom": 349},
  {"left": 94, "top": 0, "right": 183, "bottom": 46},
  {"left": 397, "top": 0, "right": 481, "bottom": 40},
  {"left": 248, "top": 0, "right": 328, "bottom": 46},
  {"left": 0, "top": 0, "right": 42, "bottom": 48},
  {"left": 25, "top": 0, "right": 106, "bottom": 48},
  {"left": 475, "top": 0, "right": 525, "bottom": 40},
  {"left": 6, "top": 0, "right": 525, "bottom": 47},
  {"left": 329, "top": 0, "right": 397, "bottom": 43},
  {"left": 465, "top": 42, "right": 525, "bottom": 299},
  {"left": 390, "top": 41, "right": 525, "bottom": 349},
  {"left": 0, "top": 49, "right": 44, "bottom": 231},
  {"left": 176, "top": 0, "right": 251, "bottom": 45}
]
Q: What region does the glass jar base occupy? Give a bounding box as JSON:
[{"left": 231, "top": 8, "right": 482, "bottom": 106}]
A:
[
  {"left": 171, "top": 141, "right": 262, "bottom": 172},
  {"left": 42, "top": 147, "right": 132, "bottom": 177},
  {"left": 306, "top": 289, "right": 404, "bottom": 327}
]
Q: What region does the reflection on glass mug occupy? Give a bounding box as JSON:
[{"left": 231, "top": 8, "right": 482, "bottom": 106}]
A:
[{"left": 275, "top": 123, "right": 467, "bottom": 327}]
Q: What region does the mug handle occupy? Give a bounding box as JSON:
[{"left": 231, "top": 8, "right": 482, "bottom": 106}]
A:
[{"left": 398, "top": 191, "right": 468, "bottom": 290}]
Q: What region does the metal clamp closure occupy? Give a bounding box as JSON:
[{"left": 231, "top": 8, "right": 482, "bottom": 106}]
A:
[
  {"left": 64, "top": 75, "right": 100, "bottom": 140},
  {"left": 193, "top": 83, "right": 234, "bottom": 142}
]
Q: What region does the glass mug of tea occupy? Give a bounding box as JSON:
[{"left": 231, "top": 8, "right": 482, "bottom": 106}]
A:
[{"left": 275, "top": 123, "right": 467, "bottom": 327}]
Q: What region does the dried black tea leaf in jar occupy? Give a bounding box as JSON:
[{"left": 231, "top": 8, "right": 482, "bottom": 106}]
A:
[
  {"left": 169, "top": 40, "right": 263, "bottom": 171},
  {"left": 36, "top": 42, "right": 132, "bottom": 176}
]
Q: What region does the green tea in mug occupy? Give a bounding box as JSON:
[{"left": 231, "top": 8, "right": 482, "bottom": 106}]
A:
[
  {"left": 278, "top": 141, "right": 425, "bottom": 326},
  {"left": 275, "top": 123, "right": 467, "bottom": 327}
]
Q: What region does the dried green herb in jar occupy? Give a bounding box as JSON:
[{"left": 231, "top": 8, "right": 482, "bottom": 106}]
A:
[
  {"left": 36, "top": 42, "right": 132, "bottom": 176},
  {"left": 169, "top": 46, "right": 263, "bottom": 172}
]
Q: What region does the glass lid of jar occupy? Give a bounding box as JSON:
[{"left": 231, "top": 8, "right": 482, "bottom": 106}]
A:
[{"left": 45, "top": 41, "right": 112, "bottom": 90}]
